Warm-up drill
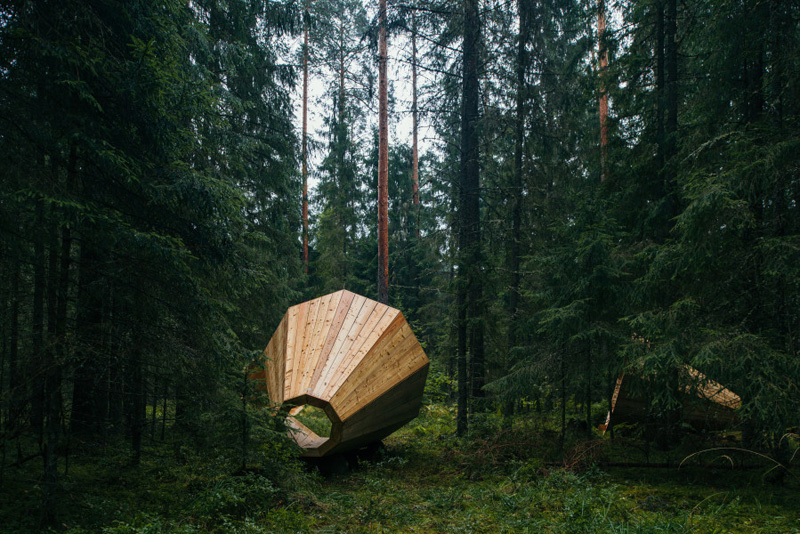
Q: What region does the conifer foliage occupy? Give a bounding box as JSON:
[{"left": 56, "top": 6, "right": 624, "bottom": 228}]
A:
[{"left": 1, "top": 0, "right": 799, "bottom": 525}]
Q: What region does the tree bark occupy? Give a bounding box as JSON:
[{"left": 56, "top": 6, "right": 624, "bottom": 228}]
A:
[
  {"left": 456, "top": 284, "right": 468, "bottom": 435},
  {"left": 463, "top": 0, "right": 484, "bottom": 402},
  {"left": 665, "top": 0, "right": 677, "bottom": 153},
  {"left": 655, "top": 0, "right": 665, "bottom": 178},
  {"left": 411, "top": 10, "right": 420, "bottom": 241},
  {"left": 457, "top": 0, "right": 483, "bottom": 429},
  {"left": 508, "top": 0, "right": 529, "bottom": 404},
  {"left": 302, "top": 3, "right": 309, "bottom": 276},
  {"left": 598, "top": 0, "right": 609, "bottom": 182},
  {"left": 7, "top": 246, "right": 21, "bottom": 434},
  {"left": 71, "top": 234, "right": 102, "bottom": 436},
  {"left": 377, "top": 0, "right": 390, "bottom": 304},
  {"left": 31, "top": 201, "right": 46, "bottom": 443}
]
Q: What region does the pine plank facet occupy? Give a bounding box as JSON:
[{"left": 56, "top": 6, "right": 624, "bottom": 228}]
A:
[{"left": 260, "top": 290, "right": 429, "bottom": 456}]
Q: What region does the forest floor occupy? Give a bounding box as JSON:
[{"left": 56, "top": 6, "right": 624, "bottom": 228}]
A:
[
  {"left": 307, "top": 404, "right": 800, "bottom": 533},
  {"left": 2, "top": 403, "right": 799, "bottom": 533}
]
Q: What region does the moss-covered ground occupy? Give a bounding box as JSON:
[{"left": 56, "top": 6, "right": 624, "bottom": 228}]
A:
[{"left": 1, "top": 403, "right": 798, "bottom": 533}]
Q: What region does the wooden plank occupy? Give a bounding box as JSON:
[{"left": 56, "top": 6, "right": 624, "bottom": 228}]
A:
[
  {"left": 262, "top": 327, "right": 278, "bottom": 403},
  {"left": 275, "top": 305, "right": 299, "bottom": 405},
  {"left": 299, "top": 297, "right": 324, "bottom": 390},
  {"left": 340, "top": 338, "right": 427, "bottom": 418},
  {"left": 299, "top": 291, "right": 342, "bottom": 395},
  {"left": 264, "top": 314, "right": 287, "bottom": 405},
  {"left": 287, "top": 417, "right": 329, "bottom": 450},
  {"left": 277, "top": 315, "right": 288, "bottom": 405},
  {"left": 335, "top": 308, "right": 404, "bottom": 404},
  {"left": 332, "top": 320, "right": 427, "bottom": 419},
  {"left": 324, "top": 420, "right": 407, "bottom": 456},
  {"left": 285, "top": 301, "right": 308, "bottom": 401},
  {"left": 330, "top": 316, "right": 412, "bottom": 412},
  {"left": 288, "top": 293, "right": 326, "bottom": 400},
  {"left": 306, "top": 291, "right": 356, "bottom": 393},
  {"left": 311, "top": 293, "right": 368, "bottom": 397},
  {"left": 337, "top": 350, "right": 426, "bottom": 421},
  {"left": 313, "top": 297, "right": 374, "bottom": 399},
  {"left": 340, "top": 364, "right": 428, "bottom": 441},
  {"left": 322, "top": 304, "right": 398, "bottom": 401},
  {"left": 607, "top": 370, "right": 739, "bottom": 431},
  {"left": 319, "top": 303, "right": 395, "bottom": 400},
  {"left": 287, "top": 301, "right": 308, "bottom": 375}
]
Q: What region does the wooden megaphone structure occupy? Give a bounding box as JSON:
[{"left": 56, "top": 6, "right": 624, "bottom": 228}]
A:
[{"left": 257, "top": 290, "right": 429, "bottom": 457}]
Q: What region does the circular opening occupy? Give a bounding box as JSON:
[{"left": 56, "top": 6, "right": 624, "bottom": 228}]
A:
[{"left": 288, "top": 404, "right": 333, "bottom": 440}]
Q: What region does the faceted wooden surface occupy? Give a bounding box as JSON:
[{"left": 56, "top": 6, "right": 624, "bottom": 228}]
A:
[
  {"left": 603, "top": 366, "right": 740, "bottom": 433},
  {"left": 261, "top": 290, "right": 429, "bottom": 457}
]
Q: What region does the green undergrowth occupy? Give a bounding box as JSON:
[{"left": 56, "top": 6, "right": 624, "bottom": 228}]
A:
[
  {"left": 1, "top": 404, "right": 799, "bottom": 533},
  {"left": 306, "top": 404, "right": 800, "bottom": 533}
]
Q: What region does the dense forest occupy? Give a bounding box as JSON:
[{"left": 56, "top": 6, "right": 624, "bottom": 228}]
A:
[{"left": 1, "top": 0, "right": 799, "bottom": 532}]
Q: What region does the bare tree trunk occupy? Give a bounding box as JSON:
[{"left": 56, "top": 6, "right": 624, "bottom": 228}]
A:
[
  {"left": 302, "top": 4, "right": 309, "bottom": 277},
  {"left": 160, "top": 381, "right": 167, "bottom": 441},
  {"left": 411, "top": 11, "right": 420, "bottom": 241},
  {"left": 150, "top": 381, "right": 157, "bottom": 442},
  {"left": 43, "top": 209, "right": 62, "bottom": 527},
  {"left": 31, "top": 201, "right": 46, "bottom": 445},
  {"left": 72, "top": 235, "right": 102, "bottom": 436},
  {"left": 464, "top": 0, "right": 484, "bottom": 404},
  {"left": 508, "top": 0, "right": 529, "bottom": 411},
  {"left": 377, "top": 0, "right": 389, "bottom": 304},
  {"left": 456, "top": 285, "right": 468, "bottom": 435},
  {"left": 655, "top": 0, "right": 665, "bottom": 171},
  {"left": 7, "top": 244, "right": 21, "bottom": 436},
  {"left": 598, "top": 0, "right": 609, "bottom": 182},
  {"left": 585, "top": 346, "right": 592, "bottom": 440},
  {"left": 457, "top": 0, "right": 483, "bottom": 430},
  {"left": 560, "top": 356, "right": 566, "bottom": 453},
  {"left": 128, "top": 331, "right": 144, "bottom": 465},
  {"left": 240, "top": 368, "right": 248, "bottom": 471},
  {"left": 662, "top": 0, "right": 678, "bottom": 227}
]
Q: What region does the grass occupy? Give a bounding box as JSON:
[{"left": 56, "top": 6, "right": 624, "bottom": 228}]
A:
[
  {"left": 293, "top": 406, "right": 333, "bottom": 438},
  {"left": 304, "top": 404, "right": 800, "bottom": 534},
  {"left": 1, "top": 403, "right": 799, "bottom": 533}
]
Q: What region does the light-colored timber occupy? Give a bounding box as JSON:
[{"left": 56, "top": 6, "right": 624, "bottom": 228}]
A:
[
  {"left": 602, "top": 364, "right": 741, "bottom": 433},
  {"left": 256, "top": 290, "right": 430, "bottom": 457}
]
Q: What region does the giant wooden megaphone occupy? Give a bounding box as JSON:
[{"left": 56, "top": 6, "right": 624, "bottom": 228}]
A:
[{"left": 260, "top": 290, "right": 429, "bottom": 457}]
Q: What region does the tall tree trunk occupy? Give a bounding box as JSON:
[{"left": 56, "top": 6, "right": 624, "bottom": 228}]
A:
[
  {"left": 768, "top": 0, "right": 784, "bottom": 127},
  {"left": 127, "top": 313, "right": 145, "bottom": 465},
  {"left": 43, "top": 207, "right": 63, "bottom": 526},
  {"left": 7, "top": 247, "right": 21, "bottom": 435},
  {"left": 585, "top": 346, "right": 592, "bottom": 440},
  {"left": 663, "top": 0, "right": 678, "bottom": 225},
  {"left": 377, "top": 0, "right": 389, "bottom": 304},
  {"left": 463, "top": 0, "right": 484, "bottom": 403},
  {"left": 655, "top": 0, "right": 665, "bottom": 189},
  {"left": 130, "top": 356, "right": 143, "bottom": 465},
  {"left": 457, "top": 0, "right": 483, "bottom": 429},
  {"left": 665, "top": 0, "right": 677, "bottom": 154},
  {"left": 31, "top": 201, "right": 46, "bottom": 444},
  {"left": 559, "top": 355, "right": 566, "bottom": 453},
  {"left": 302, "top": 3, "right": 309, "bottom": 277},
  {"left": 71, "top": 235, "right": 102, "bottom": 436},
  {"left": 411, "top": 10, "right": 420, "bottom": 241},
  {"left": 598, "top": 0, "right": 609, "bottom": 182},
  {"left": 456, "top": 285, "right": 468, "bottom": 435},
  {"left": 508, "top": 0, "right": 530, "bottom": 411},
  {"left": 240, "top": 368, "right": 248, "bottom": 471},
  {"left": 160, "top": 381, "right": 168, "bottom": 441},
  {"left": 150, "top": 381, "right": 157, "bottom": 442}
]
